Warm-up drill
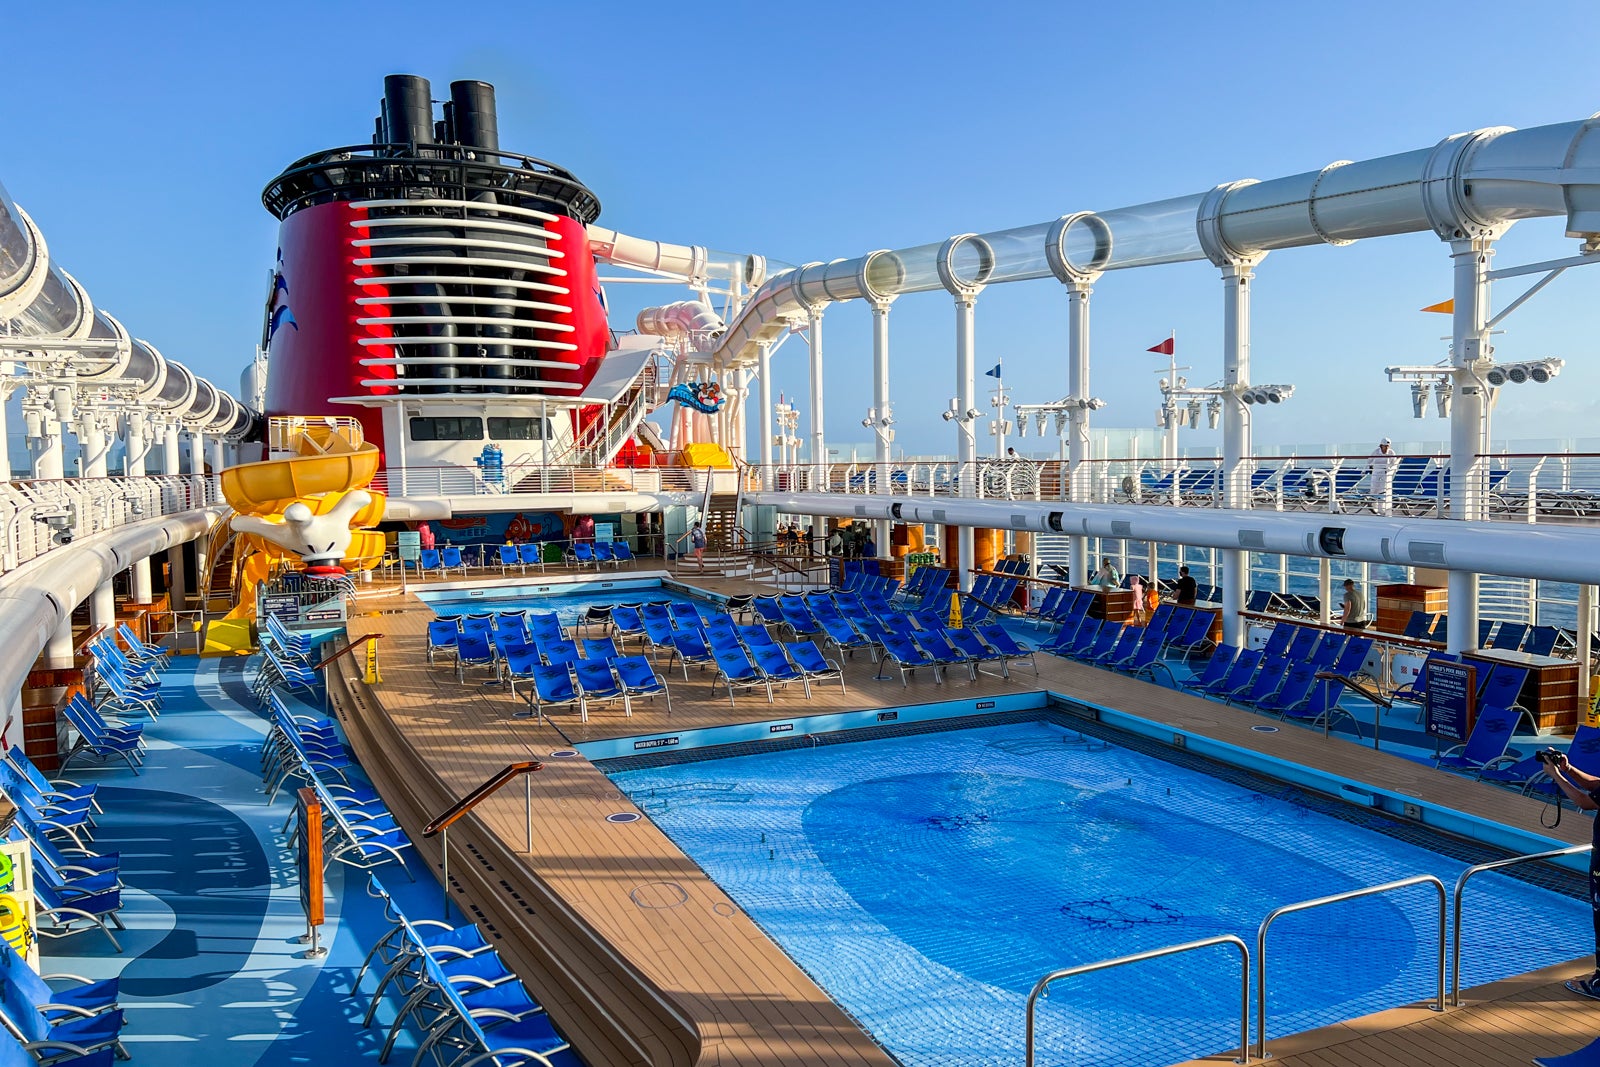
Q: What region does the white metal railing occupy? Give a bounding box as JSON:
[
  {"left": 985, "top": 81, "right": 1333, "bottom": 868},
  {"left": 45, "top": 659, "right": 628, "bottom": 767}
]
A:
[
  {"left": 0, "top": 473, "right": 221, "bottom": 574},
  {"left": 372, "top": 462, "right": 712, "bottom": 498}
]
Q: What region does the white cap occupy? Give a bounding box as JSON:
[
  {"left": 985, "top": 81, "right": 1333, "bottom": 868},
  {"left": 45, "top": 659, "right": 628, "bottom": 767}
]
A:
[{"left": 1380, "top": 437, "right": 1392, "bottom": 446}]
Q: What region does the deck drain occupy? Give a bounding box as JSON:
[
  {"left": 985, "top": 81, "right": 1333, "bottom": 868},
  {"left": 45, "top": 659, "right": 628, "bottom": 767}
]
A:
[
  {"left": 1251, "top": 725, "right": 1280, "bottom": 733},
  {"left": 550, "top": 749, "right": 578, "bottom": 758},
  {"left": 606, "top": 812, "right": 642, "bottom": 824},
  {"left": 713, "top": 902, "right": 736, "bottom": 917},
  {"left": 630, "top": 882, "right": 689, "bottom": 909}
]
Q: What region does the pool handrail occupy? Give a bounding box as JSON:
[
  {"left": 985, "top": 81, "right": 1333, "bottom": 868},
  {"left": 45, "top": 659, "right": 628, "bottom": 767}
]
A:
[
  {"left": 1024, "top": 933, "right": 1251, "bottom": 1067},
  {"left": 1449, "top": 843, "right": 1592, "bottom": 1006},
  {"left": 1256, "top": 874, "right": 1446, "bottom": 1059}
]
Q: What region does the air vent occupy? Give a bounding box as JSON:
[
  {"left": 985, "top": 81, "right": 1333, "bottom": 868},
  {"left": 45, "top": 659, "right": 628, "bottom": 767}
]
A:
[
  {"left": 1238, "top": 529, "right": 1266, "bottom": 549},
  {"left": 1110, "top": 520, "right": 1133, "bottom": 537},
  {"left": 1409, "top": 540, "right": 1447, "bottom": 565},
  {"left": 854, "top": 506, "right": 868, "bottom": 517},
  {"left": 1047, "top": 512, "right": 1064, "bottom": 532},
  {"left": 890, "top": 503, "right": 903, "bottom": 520},
  {"left": 1380, "top": 537, "right": 1392, "bottom": 562},
  {"left": 932, "top": 509, "right": 947, "bottom": 522},
  {"left": 1010, "top": 514, "right": 1026, "bottom": 527}
]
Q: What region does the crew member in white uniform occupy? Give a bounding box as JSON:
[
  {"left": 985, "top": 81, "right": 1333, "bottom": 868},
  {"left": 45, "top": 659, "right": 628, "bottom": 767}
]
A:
[{"left": 1368, "top": 437, "right": 1398, "bottom": 515}]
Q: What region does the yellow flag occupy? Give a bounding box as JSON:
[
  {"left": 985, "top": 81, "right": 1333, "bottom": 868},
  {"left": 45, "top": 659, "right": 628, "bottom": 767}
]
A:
[{"left": 1421, "top": 299, "right": 1454, "bottom": 314}]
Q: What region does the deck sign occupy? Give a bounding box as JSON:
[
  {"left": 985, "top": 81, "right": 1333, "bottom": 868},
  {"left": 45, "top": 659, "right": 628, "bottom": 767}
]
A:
[
  {"left": 769, "top": 723, "right": 794, "bottom": 734},
  {"left": 261, "top": 594, "right": 300, "bottom": 621},
  {"left": 397, "top": 531, "right": 421, "bottom": 562},
  {"left": 634, "top": 736, "right": 680, "bottom": 751},
  {"left": 1425, "top": 661, "right": 1477, "bottom": 744}
]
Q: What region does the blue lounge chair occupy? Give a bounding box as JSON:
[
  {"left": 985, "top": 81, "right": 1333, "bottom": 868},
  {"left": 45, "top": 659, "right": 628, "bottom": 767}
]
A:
[
  {"left": 593, "top": 541, "right": 617, "bottom": 567},
  {"left": 522, "top": 663, "right": 585, "bottom": 722},
  {"left": 454, "top": 634, "right": 494, "bottom": 684},
  {"left": 975, "top": 624, "right": 1038, "bottom": 676},
  {"left": 572, "top": 542, "right": 597, "bottom": 568},
  {"left": 418, "top": 548, "right": 440, "bottom": 575},
  {"left": 611, "top": 606, "right": 645, "bottom": 645},
  {"left": 1435, "top": 705, "right": 1520, "bottom": 775},
  {"left": 611, "top": 541, "right": 636, "bottom": 565},
  {"left": 613, "top": 656, "right": 671, "bottom": 716},
  {"left": 1280, "top": 678, "right": 1360, "bottom": 737},
  {"left": 574, "top": 659, "right": 630, "bottom": 717},
  {"left": 751, "top": 645, "right": 810, "bottom": 696},
  {"left": 877, "top": 633, "right": 942, "bottom": 687},
  {"left": 517, "top": 542, "right": 544, "bottom": 572},
  {"left": 500, "top": 647, "right": 541, "bottom": 700},
  {"left": 1331, "top": 635, "right": 1374, "bottom": 680},
  {"left": 709, "top": 645, "right": 773, "bottom": 707},
  {"left": 911, "top": 630, "right": 974, "bottom": 683},
  {"left": 1094, "top": 625, "right": 1143, "bottom": 667},
  {"left": 1183, "top": 645, "right": 1238, "bottom": 693},
  {"left": 945, "top": 627, "right": 1010, "bottom": 678},
  {"left": 439, "top": 545, "right": 466, "bottom": 576},
  {"left": 666, "top": 631, "right": 716, "bottom": 681},
  {"left": 788, "top": 641, "right": 846, "bottom": 694},
  {"left": 426, "top": 620, "right": 460, "bottom": 666},
  {"left": 583, "top": 637, "right": 619, "bottom": 661},
  {"left": 1164, "top": 610, "right": 1216, "bottom": 659},
  {"left": 1535, "top": 1035, "right": 1600, "bottom": 1067},
  {"left": 1254, "top": 661, "right": 1319, "bottom": 715},
  {"left": 1228, "top": 655, "right": 1290, "bottom": 706},
  {"left": 1202, "top": 647, "right": 1262, "bottom": 698},
  {"left": 1260, "top": 624, "right": 1296, "bottom": 659}
]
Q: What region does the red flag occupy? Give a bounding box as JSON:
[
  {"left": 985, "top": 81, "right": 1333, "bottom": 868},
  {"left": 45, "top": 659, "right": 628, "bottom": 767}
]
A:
[{"left": 1146, "top": 337, "right": 1175, "bottom": 355}]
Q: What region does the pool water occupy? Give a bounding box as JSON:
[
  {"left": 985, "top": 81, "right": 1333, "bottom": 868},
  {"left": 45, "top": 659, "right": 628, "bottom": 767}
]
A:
[{"left": 606, "top": 719, "right": 1586, "bottom": 1067}]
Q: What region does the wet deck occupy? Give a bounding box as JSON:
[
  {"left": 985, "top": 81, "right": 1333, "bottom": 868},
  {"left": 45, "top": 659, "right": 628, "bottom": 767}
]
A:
[{"left": 329, "top": 565, "right": 1600, "bottom": 1067}]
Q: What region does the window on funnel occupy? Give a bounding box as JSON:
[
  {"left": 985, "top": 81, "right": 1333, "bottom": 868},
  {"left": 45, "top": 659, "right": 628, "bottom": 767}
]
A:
[
  {"left": 488, "top": 417, "right": 555, "bottom": 441},
  {"left": 409, "top": 417, "right": 485, "bottom": 442}
]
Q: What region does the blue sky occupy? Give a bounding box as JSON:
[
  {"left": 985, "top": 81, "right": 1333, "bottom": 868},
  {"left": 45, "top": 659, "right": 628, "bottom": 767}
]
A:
[{"left": 4, "top": 1, "right": 1597, "bottom": 459}]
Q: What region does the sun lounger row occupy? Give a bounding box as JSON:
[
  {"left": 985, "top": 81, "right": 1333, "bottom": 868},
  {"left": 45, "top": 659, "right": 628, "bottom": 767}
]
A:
[{"left": 353, "top": 874, "right": 579, "bottom": 1067}]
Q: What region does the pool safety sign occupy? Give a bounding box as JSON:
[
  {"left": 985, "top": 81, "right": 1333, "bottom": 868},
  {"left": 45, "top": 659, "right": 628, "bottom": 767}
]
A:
[{"left": 1424, "top": 660, "right": 1477, "bottom": 744}]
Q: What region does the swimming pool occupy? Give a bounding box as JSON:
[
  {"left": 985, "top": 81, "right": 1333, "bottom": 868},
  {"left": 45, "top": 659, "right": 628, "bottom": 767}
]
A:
[
  {"left": 419, "top": 578, "right": 716, "bottom": 629},
  {"left": 605, "top": 718, "right": 1586, "bottom": 1067}
]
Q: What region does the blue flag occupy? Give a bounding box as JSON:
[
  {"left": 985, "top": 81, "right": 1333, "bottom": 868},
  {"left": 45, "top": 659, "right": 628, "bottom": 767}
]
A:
[{"left": 984, "top": 363, "right": 1002, "bottom": 378}]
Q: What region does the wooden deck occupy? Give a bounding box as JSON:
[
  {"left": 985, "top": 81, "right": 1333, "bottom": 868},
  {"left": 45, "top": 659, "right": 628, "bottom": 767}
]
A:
[{"left": 328, "top": 567, "right": 1600, "bottom": 1067}]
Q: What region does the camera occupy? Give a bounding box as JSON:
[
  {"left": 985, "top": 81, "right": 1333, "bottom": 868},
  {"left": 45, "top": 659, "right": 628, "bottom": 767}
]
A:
[{"left": 1536, "top": 748, "right": 1563, "bottom": 766}]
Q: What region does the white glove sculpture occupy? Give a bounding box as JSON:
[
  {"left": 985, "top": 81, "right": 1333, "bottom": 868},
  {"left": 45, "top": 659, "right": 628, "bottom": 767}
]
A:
[{"left": 231, "top": 489, "right": 373, "bottom": 572}]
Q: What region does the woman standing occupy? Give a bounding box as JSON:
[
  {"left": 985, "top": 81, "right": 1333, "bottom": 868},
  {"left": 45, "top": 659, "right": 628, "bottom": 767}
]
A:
[{"left": 690, "top": 523, "right": 707, "bottom": 568}]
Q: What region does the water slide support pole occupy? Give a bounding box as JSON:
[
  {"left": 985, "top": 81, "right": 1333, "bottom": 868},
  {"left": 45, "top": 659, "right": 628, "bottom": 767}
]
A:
[
  {"left": 806, "top": 303, "right": 827, "bottom": 553},
  {"left": 757, "top": 341, "right": 773, "bottom": 491},
  {"left": 954, "top": 292, "right": 977, "bottom": 591},
  {"left": 1447, "top": 234, "right": 1497, "bottom": 654},
  {"left": 1065, "top": 278, "right": 1094, "bottom": 587},
  {"left": 1219, "top": 256, "right": 1262, "bottom": 650},
  {"left": 871, "top": 297, "right": 894, "bottom": 550}
]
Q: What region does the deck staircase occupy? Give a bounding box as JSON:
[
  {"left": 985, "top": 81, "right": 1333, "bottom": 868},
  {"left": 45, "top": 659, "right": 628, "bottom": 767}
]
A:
[{"left": 667, "top": 494, "right": 830, "bottom": 589}]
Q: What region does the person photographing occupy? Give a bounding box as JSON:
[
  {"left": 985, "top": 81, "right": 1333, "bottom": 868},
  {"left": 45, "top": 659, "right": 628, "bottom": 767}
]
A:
[{"left": 1540, "top": 748, "right": 1600, "bottom": 1000}]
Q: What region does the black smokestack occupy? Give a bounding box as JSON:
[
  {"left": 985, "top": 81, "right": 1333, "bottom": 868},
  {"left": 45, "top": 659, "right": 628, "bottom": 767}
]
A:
[
  {"left": 383, "top": 74, "right": 434, "bottom": 146},
  {"left": 449, "top": 80, "right": 499, "bottom": 151}
]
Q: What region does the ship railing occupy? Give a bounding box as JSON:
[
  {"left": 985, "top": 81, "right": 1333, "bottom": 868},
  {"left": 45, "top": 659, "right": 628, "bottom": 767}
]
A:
[
  {"left": 0, "top": 473, "right": 216, "bottom": 575},
  {"left": 734, "top": 451, "right": 1600, "bottom": 526},
  {"left": 373, "top": 462, "right": 704, "bottom": 498}
]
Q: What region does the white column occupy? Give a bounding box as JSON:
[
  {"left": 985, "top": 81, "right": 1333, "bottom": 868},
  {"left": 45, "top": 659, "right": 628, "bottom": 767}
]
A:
[
  {"left": 0, "top": 380, "right": 10, "bottom": 480},
  {"left": 206, "top": 434, "right": 225, "bottom": 476},
  {"left": 1580, "top": 585, "right": 1594, "bottom": 710},
  {"left": 871, "top": 298, "right": 894, "bottom": 549},
  {"left": 163, "top": 423, "right": 181, "bottom": 476},
  {"left": 1317, "top": 558, "right": 1332, "bottom": 625},
  {"left": 90, "top": 581, "right": 116, "bottom": 629},
  {"left": 1219, "top": 258, "right": 1261, "bottom": 649},
  {"left": 806, "top": 304, "right": 828, "bottom": 554},
  {"left": 1065, "top": 279, "right": 1094, "bottom": 586},
  {"left": 1447, "top": 235, "right": 1494, "bottom": 654},
  {"left": 954, "top": 293, "right": 977, "bottom": 590},
  {"left": 189, "top": 429, "right": 207, "bottom": 505},
  {"left": 79, "top": 411, "right": 108, "bottom": 479},
  {"left": 45, "top": 612, "right": 75, "bottom": 669},
  {"left": 757, "top": 341, "right": 774, "bottom": 490},
  {"left": 30, "top": 387, "right": 66, "bottom": 481}
]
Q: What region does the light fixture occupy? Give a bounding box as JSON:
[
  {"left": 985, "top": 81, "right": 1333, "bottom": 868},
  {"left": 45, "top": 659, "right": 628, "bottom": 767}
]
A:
[
  {"left": 1017, "top": 418, "right": 1028, "bottom": 438},
  {"left": 1240, "top": 384, "right": 1295, "bottom": 405},
  {"left": 1187, "top": 399, "right": 1202, "bottom": 428},
  {"left": 1484, "top": 359, "right": 1563, "bottom": 386},
  {"left": 1530, "top": 358, "right": 1564, "bottom": 383},
  {"left": 1206, "top": 398, "right": 1221, "bottom": 429},
  {"left": 1507, "top": 363, "right": 1529, "bottom": 384},
  {"left": 1054, "top": 412, "right": 1070, "bottom": 434},
  {"left": 1485, "top": 365, "right": 1508, "bottom": 386},
  {"left": 1410, "top": 382, "right": 1429, "bottom": 419},
  {"left": 1035, "top": 412, "right": 1049, "bottom": 436},
  {"left": 1435, "top": 379, "right": 1453, "bottom": 417},
  {"left": 941, "top": 410, "right": 955, "bottom": 422}
]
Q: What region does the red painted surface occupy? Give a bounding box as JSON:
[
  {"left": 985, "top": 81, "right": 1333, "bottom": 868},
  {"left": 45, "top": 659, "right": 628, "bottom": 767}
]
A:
[{"left": 265, "top": 201, "right": 394, "bottom": 452}]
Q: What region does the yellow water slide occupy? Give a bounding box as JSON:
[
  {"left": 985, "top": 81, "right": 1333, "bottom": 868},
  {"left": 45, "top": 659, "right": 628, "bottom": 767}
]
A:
[{"left": 206, "top": 419, "right": 387, "bottom": 653}]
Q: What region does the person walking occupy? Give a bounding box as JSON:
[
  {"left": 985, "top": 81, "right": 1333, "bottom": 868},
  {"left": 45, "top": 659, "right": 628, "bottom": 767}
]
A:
[
  {"left": 1128, "top": 574, "right": 1147, "bottom": 625},
  {"left": 1339, "top": 578, "right": 1369, "bottom": 629},
  {"left": 690, "top": 523, "right": 706, "bottom": 568},
  {"left": 1368, "top": 437, "right": 1398, "bottom": 515},
  {"left": 1175, "top": 565, "right": 1198, "bottom": 606}
]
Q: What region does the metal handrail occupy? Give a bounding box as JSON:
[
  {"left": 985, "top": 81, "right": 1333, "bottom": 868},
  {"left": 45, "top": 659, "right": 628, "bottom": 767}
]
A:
[
  {"left": 314, "top": 633, "right": 384, "bottom": 671},
  {"left": 421, "top": 760, "right": 544, "bottom": 920},
  {"left": 1450, "top": 843, "right": 1591, "bottom": 1006},
  {"left": 1025, "top": 934, "right": 1251, "bottom": 1067},
  {"left": 1256, "top": 874, "right": 1446, "bottom": 1059}
]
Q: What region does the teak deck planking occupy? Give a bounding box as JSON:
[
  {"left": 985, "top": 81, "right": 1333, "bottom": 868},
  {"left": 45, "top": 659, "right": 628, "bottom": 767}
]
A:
[{"left": 331, "top": 565, "right": 1600, "bottom": 1067}]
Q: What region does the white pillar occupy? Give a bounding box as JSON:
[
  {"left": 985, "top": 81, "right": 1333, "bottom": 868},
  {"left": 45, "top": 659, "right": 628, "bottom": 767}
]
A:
[
  {"left": 80, "top": 412, "right": 108, "bottom": 479},
  {"left": 29, "top": 387, "right": 66, "bottom": 481},
  {"left": 757, "top": 341, "right": 774, "bottom": 491},
  {"left": 167, "top": 544, "right": 188, "bottom": 611},
  {"left": 163, "top": 423, "right": 181, "bottom": 476},
  {"left": 1580, "top": 584, "right": 1594, "bottom": 710},
  {"left": 0, "top": 380, "right": 10, "bottom": 480},
  {"left": 1218, "top": 257, "right": 1262, "bottom": 649},
  {"left": 870, "top": 298, "right": 894, "bottom": 549},
  {"left": 1317, "top": 558, "right": 1332, "bottom": 625},
  {"left": 45, "top": 612, "right": 74, "bottom": 669},
  {"left": 90, "top": 580, "right": 116, "bottom": 629},
  {"left": 1065, "top": 279, "right": 1094, "bottom": 586},
  {"left": 123, "top": 416, "right": 153, "bottom": 601},
  {"left": 1446, "top": 235, "right": 1495, "bottom": 654},
  {"left": 954, "top": 293, "right": 977, "bottom": 590},
  {"left": 806, "top": 305, "right": 829, "bottom": 556},
  {"left": 206, "top": 434, "right": 226, "bottom": 477}
]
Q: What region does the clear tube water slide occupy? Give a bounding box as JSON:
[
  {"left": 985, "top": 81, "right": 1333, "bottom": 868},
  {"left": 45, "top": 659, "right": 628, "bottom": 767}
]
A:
[
  {"left": 0, "top": 176, "right": 244, "bottom": 431},
  {"left": 597, "top": 116, "right": 1600, "bottom": 371}
]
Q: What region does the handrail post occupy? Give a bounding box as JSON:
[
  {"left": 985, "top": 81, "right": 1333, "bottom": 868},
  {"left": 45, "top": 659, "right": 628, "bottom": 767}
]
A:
[
  {"left": 440, "top": 823, "right": 450, "bottom": 919},
  {"left": 1025, "top": 934, "right": 1250, "bottom": 1066},
  {"left": 1450, "top": 843, "right": 1591, "bottom": 1006},
  {"left": 1256, "top": 874, "right": 1446, "bottom": 1059}
]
